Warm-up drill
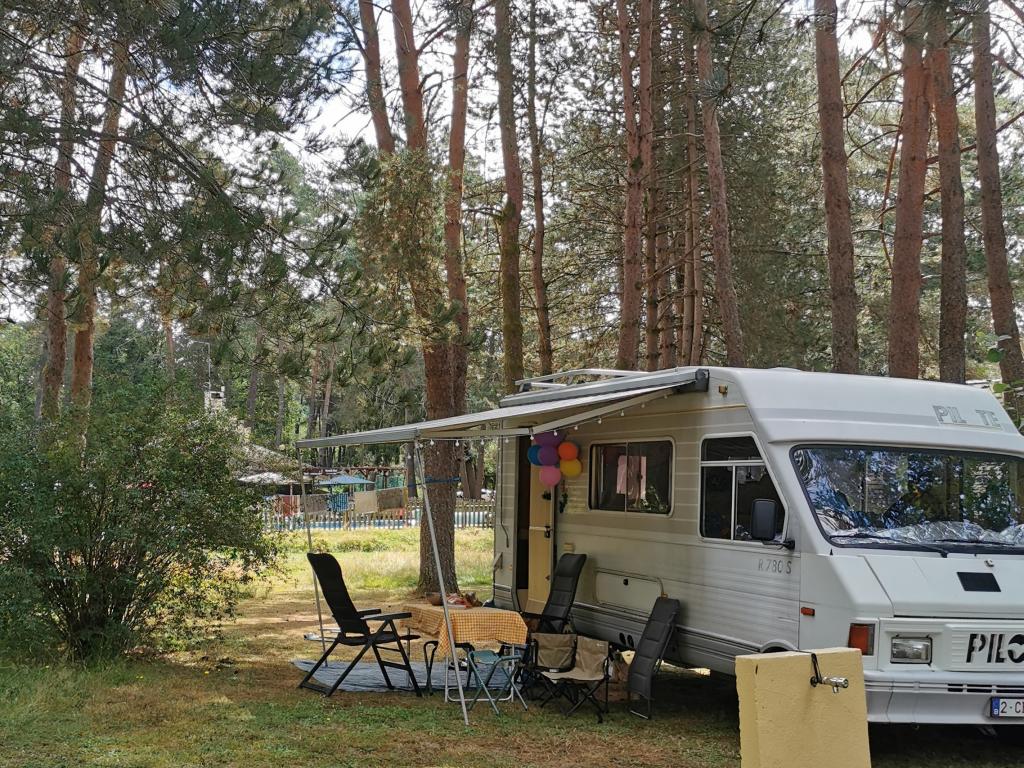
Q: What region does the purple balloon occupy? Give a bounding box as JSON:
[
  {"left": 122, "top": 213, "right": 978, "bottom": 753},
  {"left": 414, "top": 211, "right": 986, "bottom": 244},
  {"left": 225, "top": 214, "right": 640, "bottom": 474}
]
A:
[
  {"left": 533, "top": 431, "right": 563, "bottom": 447},
  {"left": 538, "top": 445, "right": 559, "bottom": 466}
]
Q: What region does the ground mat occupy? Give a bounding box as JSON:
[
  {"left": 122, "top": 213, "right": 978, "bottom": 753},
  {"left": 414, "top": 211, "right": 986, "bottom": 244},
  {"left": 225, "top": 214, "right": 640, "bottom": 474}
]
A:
[{"left": 292, "top": 659, "right": 513, "bottom": 693}]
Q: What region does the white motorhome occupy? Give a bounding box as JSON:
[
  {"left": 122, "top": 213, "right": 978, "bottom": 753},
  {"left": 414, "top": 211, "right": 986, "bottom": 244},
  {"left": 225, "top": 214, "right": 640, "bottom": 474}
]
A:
[{"left": 302, "top": 366, "right": 1024, "bottom": 726}]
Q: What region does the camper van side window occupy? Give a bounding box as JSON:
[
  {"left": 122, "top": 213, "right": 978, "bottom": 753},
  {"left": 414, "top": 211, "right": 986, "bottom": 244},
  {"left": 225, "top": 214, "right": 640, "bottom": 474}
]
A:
[
  {"left": 588, "top": 441, "right": 673, "bottom": 514},
  {"left": 700, "top": 437, "right": 784, "bottom": 541}
]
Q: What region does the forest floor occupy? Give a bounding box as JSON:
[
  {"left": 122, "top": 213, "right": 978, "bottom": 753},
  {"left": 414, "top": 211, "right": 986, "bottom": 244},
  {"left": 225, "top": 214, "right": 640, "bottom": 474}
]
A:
[{"left": 0, "top": 528, "right": 1020, "bottom": 768}]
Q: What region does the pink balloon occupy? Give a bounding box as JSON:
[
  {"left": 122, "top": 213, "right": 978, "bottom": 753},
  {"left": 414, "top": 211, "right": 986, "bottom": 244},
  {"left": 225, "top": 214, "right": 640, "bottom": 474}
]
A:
[
  {"left": 538, "top": 445, "right": 559, "bottom": 466},
  {"left": 539, "top": 465, "right": 562, "bottom": 487},
  {"left": 533, "top": 431, "right": 563, "bottom": 447}
]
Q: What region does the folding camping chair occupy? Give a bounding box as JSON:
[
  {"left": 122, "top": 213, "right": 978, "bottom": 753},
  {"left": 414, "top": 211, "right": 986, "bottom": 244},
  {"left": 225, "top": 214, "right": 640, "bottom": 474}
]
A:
[
  {"left": 298, "top": 552, "right": 422, "bottom": 697},
  {"left": 521, "top": 553, "right": 587, "bottom": 633},
  {"left": 539, "top": 636, "right": 611, "bottom": 722},
  {"left": 626, "top": 596, "right": 681, "bottom": 719},
  {"left": 466, "top": 644, "right": 529, "bottom": 714}
]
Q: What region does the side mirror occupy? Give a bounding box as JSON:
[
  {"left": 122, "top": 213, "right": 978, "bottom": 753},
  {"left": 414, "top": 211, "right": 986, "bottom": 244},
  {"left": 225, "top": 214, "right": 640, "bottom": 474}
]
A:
[{"left": 750, "top": 498, "right": 780, "bottom": 542}]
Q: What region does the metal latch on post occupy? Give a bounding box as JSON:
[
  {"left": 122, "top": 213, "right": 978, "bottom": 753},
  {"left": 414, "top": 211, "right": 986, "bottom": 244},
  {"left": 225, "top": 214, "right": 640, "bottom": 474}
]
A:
[{"left": 809, "top": 652, "right": 850, "bottom": 694}]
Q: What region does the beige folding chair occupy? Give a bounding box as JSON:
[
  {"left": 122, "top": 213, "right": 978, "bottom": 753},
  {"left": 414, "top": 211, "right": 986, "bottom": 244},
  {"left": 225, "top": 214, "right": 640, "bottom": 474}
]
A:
[{"left": 539, "top": 636, "right": 611, "bottom": 722}]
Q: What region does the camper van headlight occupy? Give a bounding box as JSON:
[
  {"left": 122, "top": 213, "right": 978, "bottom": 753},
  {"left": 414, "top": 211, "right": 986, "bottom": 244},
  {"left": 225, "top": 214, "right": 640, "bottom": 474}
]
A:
[{"left": 891, "top": 636, "right": 932, "bottom": 664}]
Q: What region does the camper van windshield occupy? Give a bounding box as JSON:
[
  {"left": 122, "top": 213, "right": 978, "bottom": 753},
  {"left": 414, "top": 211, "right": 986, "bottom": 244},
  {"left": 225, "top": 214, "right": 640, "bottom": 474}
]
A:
[{"left": 793, "top": 445, "right": 1024, "bottom": 552}]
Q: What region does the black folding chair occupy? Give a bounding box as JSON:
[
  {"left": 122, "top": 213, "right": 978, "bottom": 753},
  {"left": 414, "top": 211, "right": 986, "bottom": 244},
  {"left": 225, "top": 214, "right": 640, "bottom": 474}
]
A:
[
  {"left": 627, "top": 596, "right": 681, "bottom": 719},
  {"left": 298, "top": 553, "right": 422, "bottom": 697},
  {"left": 522, "top": 552, "right": 587, "bottom": 633}
]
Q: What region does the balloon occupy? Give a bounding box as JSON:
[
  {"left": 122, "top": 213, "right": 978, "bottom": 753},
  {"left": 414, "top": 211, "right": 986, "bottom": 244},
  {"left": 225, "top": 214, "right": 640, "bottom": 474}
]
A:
[
  {"left": 533, "top": 431, "right": 563, "bottom": 447},
  {"left": 539, "top": 465, "right": 562, "bottom": 487},
  {"left": 560, "top": 458, "right": 583, "bottom": 478},
  {"left": 527, "top": 445, "right": 543, "bottom": 466},
  {"left": 557, "top": 441, "right": 579, "bottom": 461},
  {"left": 538, "top": 445, "right": 559, "bottom": 466}
]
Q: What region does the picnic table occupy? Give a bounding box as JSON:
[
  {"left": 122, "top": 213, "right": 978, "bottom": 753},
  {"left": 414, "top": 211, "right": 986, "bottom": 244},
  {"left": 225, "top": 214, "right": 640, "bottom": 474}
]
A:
[{"left": 403, "top": 603, "right": 528, "bottom": 658}]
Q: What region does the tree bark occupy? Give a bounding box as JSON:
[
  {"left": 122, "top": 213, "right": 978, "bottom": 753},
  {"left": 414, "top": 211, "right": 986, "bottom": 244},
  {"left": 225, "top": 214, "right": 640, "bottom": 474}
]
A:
[
  {"left": 318, "top": 354, "right": 334, "bottom": 466},
  {"left": 527, "top": 0, "right": 554, "bottom": 375},
  {"left": 40, "top": 24, "right": 85, "bottom": 420},
  {"left": 245, "top": 328, "right": 264, "bottom": 430},
  {"left": 444, "top": 0, "right": 473, "bottom": 414},
  {"left": 69, "top": 37, "right": 129, "bottom": 414},
  {"left": 888, "top": 5, "right": 929, "bottom": 379},
  {"left": 694, "top": 0, "right": 744, "bottom": 367},
  {"left": 495, "top": 0, "right": 526, "bottom": 393},
  {"left": 391, "top": 0, "right": 428, "bottom": 152},
  {"left": 305, "top": 353, "right": 319, "bottom": 440},
  {"left": 419, "top": 342, "right": 457, "bottom": 594},
  {"left": 275, "top": 354, "right": 286, "bottom": 448},
  {"left": 973, "top": 2, "right": 1024, "bottom": 422},
  {"left": 639, "top": 0, "right": 659, "bottom": 371},
  {"left": 927, "top": 10, "right": 967, "bottom": 384},
  {"left": 358, "top": 0, "right": 395, "bottom": 154},
  {"left": 814, "top": 0, "right": 858, "bottom": 374},
  {"left": 684, "top": 26, "right": 703, "bottom": 366},
  {"left": 615, "top": 0, "right": 643, "bottom": 370},
  {"left": 651, "top": 0, "right": 673, "bottom": 369},
  {"left": 390, "top": 0, "right": 460, "bottom": 593}
]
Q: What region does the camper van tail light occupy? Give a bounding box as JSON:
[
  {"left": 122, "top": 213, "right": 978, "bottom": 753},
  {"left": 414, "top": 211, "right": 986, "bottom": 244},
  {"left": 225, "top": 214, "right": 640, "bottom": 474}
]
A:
[
  {"left": 891, "top": 636, "right": 932, "bottom": 664},
  {"left": 847, "top": 623, "right": 876, "bottom": 656}
]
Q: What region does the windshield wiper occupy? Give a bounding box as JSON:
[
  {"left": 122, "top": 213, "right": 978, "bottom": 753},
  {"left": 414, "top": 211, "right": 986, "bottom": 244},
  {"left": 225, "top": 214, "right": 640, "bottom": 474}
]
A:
[
  {"left": 932, "top": 538, "right": 1024, "bottom": 550},
  {"left": 832, "top": 532, "right": 952, "bottom": 558}
]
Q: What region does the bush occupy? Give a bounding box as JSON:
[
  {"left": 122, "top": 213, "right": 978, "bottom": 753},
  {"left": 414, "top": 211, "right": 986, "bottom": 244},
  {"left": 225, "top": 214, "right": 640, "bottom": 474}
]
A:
[{"left": 0, "top": 392, "right": 274, "bottom": 660}]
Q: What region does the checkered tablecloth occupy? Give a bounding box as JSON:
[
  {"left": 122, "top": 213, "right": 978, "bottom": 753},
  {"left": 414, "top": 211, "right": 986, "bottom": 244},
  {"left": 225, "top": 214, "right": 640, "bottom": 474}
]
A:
[{"left": 404, "top": 603, "right": 527, "bottom": 658}]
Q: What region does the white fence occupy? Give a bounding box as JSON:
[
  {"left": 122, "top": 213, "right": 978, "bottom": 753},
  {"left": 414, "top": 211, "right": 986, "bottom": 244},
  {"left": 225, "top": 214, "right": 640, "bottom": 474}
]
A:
[{"left": 262, "top": 495, "right": 494, "bottom": 532}]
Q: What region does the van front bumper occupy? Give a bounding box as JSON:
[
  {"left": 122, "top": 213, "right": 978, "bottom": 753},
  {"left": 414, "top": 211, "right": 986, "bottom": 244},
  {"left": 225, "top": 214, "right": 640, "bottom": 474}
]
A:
[{"left": 865, "top": 669, "right": 1024, "bottom": 725}]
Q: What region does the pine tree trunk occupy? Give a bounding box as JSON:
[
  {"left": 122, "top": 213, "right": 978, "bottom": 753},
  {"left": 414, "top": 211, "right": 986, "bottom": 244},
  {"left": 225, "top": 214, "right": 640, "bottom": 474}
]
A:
[
  {"left": 814, "top": 0, "right": 858, "bottom": 374},
  {"left": 391, "top": 0, "right": 460, "bottom": 593},
  {"left": 391, "top": 0, "right": 428, "bottom": 151},
  {"left": 245, "top": 328, "right": 264, "bottom": 430},
  {"left": 305, "top": 354, "right": 319, "bottom": 440},
  {"left": 40, "top": 24, "right": 85, "bottom": 421},
  {"left": 275, "top": 361, "right": 286, "bottom": 449},
  {"left": 639, "top": 0, "right": 659, "bottom": 371},
  {"left": 495, "top": 0, "right": 525, "bottom": 393},
  {"left": 419, "top": 342, "right": 458, "bottom": 594},
  {"left": 358, "top": 0, "right": 394, "bottom": 153},
  {"left": 615, "top": 0, "right": 643, "bottom": 370},
  {"left": 69, "top": 37, "right": 129, "bottom": 415},
  {"left": 694, "top": 0, "right": 744, "bottom": 367},
  {"left": 318, "top": 355, "right": 334, "bottom": 466},
  {"left": 928, "top": 11, "right": 967, "bottom": 384},
  {"left": 685, "top": 27, "right": 703, "bottom": 365},
  {"left": 444, "top": 0, "right": 473, "bottom": 414},
  {"left": 652, "top": 0, "right": 673, "bottom": 369},
  {"left": 527, "top": 0, "right": 554, "bottom": 375},
  {"left": 973, "top": 2, "right": 1024, "bottom": 423},
  {"left": 888, "top": 5, "right": 929, "bottom": 379}
]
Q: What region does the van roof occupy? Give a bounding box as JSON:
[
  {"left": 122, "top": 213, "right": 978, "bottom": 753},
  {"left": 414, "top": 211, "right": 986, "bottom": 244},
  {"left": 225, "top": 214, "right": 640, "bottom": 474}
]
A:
[{"left": 508, "top": 367, "right": 1024, "bottom": 455}]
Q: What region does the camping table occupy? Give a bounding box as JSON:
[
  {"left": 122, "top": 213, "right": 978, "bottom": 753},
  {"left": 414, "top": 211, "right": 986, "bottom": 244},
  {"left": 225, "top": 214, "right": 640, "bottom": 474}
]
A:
[{"left": 403, "top": 603, "right": 528, "bottom": 659}]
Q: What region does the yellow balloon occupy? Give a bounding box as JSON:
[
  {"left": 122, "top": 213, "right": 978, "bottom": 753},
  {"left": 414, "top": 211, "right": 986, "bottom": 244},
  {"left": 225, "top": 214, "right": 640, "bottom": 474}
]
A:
[{"left": 560, "top": 458, "right": 583, "bottom": 478}]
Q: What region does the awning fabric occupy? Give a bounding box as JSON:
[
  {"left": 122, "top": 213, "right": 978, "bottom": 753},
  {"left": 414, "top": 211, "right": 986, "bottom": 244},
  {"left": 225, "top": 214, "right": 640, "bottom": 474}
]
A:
[{"left": 296, "top": 370, "right": 703, "bottom": 450}]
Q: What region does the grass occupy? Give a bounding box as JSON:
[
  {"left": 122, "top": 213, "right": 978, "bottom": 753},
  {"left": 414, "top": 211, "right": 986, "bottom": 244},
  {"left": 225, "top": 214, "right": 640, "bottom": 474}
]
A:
[{"left": 0, "top": 528, "right": 1021, "bottom": 767}]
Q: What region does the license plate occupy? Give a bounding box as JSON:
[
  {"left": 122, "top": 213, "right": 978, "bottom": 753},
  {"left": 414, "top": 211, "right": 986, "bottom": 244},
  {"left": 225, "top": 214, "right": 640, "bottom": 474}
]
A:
[{"left": 991, "top": 698, "right": 1024, "bottom": 718}]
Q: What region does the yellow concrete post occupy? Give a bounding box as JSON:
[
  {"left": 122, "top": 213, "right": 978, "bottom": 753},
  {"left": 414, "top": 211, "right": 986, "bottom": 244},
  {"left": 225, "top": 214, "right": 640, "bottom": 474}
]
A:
[{"left": 735, "top": 647, "right": 871, "bottom": 768}]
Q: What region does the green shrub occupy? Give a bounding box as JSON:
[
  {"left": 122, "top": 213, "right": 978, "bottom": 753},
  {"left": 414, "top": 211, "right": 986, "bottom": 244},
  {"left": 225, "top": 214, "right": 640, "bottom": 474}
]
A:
[{"left": 0, "top": 393, "right": 274, "bottom": 660}]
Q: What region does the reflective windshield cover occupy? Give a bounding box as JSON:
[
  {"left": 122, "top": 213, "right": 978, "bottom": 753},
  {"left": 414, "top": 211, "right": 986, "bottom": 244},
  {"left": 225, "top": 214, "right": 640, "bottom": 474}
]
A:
[{"left": 793, "top": 445, "right": 1024, "bottom": 551}]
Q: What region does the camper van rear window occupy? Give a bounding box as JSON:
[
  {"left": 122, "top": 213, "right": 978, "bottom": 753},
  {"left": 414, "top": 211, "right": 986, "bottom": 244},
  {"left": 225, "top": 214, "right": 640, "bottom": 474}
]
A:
[
  {"left": 700, "top": 437, "right": 785, "bottom": 542},
  {"left": 589, "top": 441, "right": 672, "bottom": 514}
]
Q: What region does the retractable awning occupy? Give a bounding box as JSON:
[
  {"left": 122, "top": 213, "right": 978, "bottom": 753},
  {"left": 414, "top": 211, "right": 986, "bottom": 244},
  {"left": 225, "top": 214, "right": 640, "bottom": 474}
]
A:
[{"left": 295, "top": 368, "right": 708, "bottom": 449}]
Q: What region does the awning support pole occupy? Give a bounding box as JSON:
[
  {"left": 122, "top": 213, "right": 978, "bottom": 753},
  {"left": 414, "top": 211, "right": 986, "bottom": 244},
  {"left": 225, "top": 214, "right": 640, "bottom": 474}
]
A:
[
  {"left": 297, "top": 446, "right": 327, "bottom": 658},
  {"left": 414, "top": 439, "right": 469, "bottom": 726}
]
